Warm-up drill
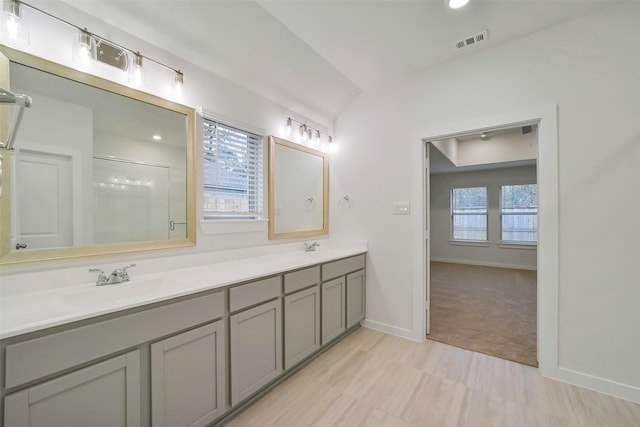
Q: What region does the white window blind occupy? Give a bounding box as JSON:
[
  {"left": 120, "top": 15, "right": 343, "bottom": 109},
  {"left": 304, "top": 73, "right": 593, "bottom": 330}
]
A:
[
  {"left": 203, "top": 119, "right": 263, "bottom": 219},
  {"left": 451, "top": 187, "right": 488, "bottom": 241},
  {"left": 500, "top": 184, "right": 537, "bottom": 242}
]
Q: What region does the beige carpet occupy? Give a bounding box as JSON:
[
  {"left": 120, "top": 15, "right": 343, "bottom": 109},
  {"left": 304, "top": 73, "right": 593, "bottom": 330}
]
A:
[{"left": 429, "top": 261, "right": 538, "bottom": 367}]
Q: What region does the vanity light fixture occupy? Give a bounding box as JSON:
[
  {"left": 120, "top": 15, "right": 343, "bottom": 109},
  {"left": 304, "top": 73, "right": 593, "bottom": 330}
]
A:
[
  {"left": 7, "top": 0, "right": 184, "bottom": 99},
  {"left": 286, "top": 117, "right": 333, "bottom": 149},
  {"left": 447, "top": 0, "right": 470, "bottom": 9}
]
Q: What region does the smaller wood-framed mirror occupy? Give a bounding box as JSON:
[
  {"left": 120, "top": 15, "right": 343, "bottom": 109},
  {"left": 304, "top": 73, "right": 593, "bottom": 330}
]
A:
[{"left": 268, "top": 136, "right": 328, "bottom": 240}]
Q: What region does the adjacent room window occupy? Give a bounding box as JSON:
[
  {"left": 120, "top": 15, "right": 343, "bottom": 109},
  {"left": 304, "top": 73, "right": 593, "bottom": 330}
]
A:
[
  {"left": 203, "top": 119, "right": 263, "bottom": 220},
  {"left": 500, "top": 184, "right": 537, "bottom": 243},
  {"left": 451, "top": 187, "right": 488, "bottom": 241}
]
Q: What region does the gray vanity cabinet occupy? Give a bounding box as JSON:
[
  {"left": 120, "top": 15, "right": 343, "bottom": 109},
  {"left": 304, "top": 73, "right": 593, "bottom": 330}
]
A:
[
  {"left": 151, "top": 321, "right": 226, "bottom": 427},
  {"left": 229, "top": 278, "right": 283, "bottom": 407},
  {"left": 321, "top": 277, "right": 346, "bottom": 344},
  {"left": 346, "top": 269, "right": 366, "bottom": 328},
  {"left": 321, "top": 254, "right": 366, "bottom": 344},
  {"left": 283, "top": 266, "right": 321, "bottom": 370},
  {"left": 4, "top": 350, "right": 141, "bottom": 427},
  {"left": 284, "top": 285, "right": 321, "bottom": 369}
]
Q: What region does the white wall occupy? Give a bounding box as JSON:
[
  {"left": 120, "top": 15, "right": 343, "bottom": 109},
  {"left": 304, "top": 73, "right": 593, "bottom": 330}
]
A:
[
  {"left": 430, "top": 166, "right": 537, "bottom": 270},
  {"left": 0, "top": 1, "right": 332, "bottom": 276},
  {"left": 332, "top": 2, "right": 640, "bottom": 402}
]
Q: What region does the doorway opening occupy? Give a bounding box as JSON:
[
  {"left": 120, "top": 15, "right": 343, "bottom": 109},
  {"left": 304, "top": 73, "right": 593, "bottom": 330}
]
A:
[
  {"left": 426, "top": 125, "right": 538, "bottom": 366},
  {"left": 416, "top": 105, "right": 559, "bottom": 374}
]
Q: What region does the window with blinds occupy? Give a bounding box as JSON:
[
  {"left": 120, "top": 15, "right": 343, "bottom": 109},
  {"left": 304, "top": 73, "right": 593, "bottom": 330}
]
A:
[
  {"left": 500, "top": 184, "right": 537, "bottom": 243},
  {"left": 203, "top": 119, "right": 263, "bottom": 219},
  {"left": 451, "top": 186, "right": 488, "bottom": 241}
]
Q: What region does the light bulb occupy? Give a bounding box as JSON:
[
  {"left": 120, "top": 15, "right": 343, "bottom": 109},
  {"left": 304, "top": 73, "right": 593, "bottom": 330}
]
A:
[
  {"left": 2, "top": 0, "right": 29, "bottom": 46},
  {"left": 129, "top": 52, "right": 144, "bottom": 87},
  {"left": 6, "top": 12, "right": 19, "bottom": 39},
  {"left": 286, "top": 117, "right": 292, "bottom": 136},
  {"left": 299, "top": 124, "right": 306, "bottom": 141},
  {"left": 172, "top": 70, "right": 183, "bottom": 100},
  {"left": 72, "top": 29, "right": 95, "bottom": 70},
  {"left": 315, "top": 130, "right": 321, "bottom": 146},
  {"left": 448, "top": 0, "right": 470, "bottom": 9}
]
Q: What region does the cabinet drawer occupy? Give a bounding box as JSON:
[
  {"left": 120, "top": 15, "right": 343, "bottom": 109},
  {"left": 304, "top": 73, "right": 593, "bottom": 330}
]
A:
[
  {"left": 229, "top": 276, "right": 281, "bottom": 312},
  {"left": 284, "top": 266, "right": 320, "bottom": 295},
  {"left": 5, "top": 291, "right": 224, "bottom": 389},
  {"left": 322, "top": 254, "right": 365, "bottom": 281}
]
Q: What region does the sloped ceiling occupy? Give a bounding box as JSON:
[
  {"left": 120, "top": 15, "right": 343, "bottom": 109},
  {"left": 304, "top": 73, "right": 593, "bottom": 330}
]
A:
[{"left": 57, "top": 0, "right": 622, "bottom": 123}]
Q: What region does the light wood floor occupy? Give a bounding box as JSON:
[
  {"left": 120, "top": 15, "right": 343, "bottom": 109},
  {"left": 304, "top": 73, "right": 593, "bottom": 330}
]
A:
[{"left": 226, "top": 328, "right": 640, "bottom": 427}]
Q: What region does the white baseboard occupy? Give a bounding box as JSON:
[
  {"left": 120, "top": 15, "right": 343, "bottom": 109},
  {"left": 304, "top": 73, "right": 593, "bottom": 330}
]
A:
[
  {"left": 430, "top": 257, "right": 537, "bottom": 271},
  {"left": 556, "top": 367, "right": 640, "bottom": 404},
  {"left": 361, "top": 319, "right": 423, "bottom": 342}
]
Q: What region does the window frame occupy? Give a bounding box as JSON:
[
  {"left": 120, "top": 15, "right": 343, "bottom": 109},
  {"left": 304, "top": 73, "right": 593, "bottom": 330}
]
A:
[
  {"left": 450, "top": 185, "right": 489, "bottom": 243},
  {"left": 499, "top": 183, "right": 538, "bottom": 245},
  {"left": 200, "top": 115, "right": 266, "bottom": 233}
]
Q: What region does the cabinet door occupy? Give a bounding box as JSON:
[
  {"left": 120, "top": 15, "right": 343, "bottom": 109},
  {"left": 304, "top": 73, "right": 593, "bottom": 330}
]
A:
[
  {"left": 230, "top": 299, "right": 282, "bottom": 406},
  {"left": 4, "top": 350, "right": 140, "bottom": 427},
  {"left": 322, "top": 277, "right": 346, "bottom": 344},
  {"left": 284, "top": 285, "right": 320, "bottom": 370},
  {"left": 346, "top": 269, "right": 366, "bottom": 328},
  {"left": 151, "top": 321, "right": 226, "bottom": 427}
]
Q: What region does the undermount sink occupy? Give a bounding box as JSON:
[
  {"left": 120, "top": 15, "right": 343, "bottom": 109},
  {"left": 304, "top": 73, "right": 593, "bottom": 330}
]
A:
[{"left": 59, "top": 277, "right": 170, "bottom": 308}]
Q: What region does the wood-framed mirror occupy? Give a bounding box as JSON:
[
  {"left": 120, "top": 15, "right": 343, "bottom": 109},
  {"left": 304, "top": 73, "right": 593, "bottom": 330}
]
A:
[
  {"left": 268, "top": 135, "right": 328, "bottom": 240},
  {"left": 0, "top": 45, "right": 196, "bottom": 264}
]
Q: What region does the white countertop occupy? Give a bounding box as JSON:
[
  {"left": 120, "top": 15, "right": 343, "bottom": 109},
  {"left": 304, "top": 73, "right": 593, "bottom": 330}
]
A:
[{"left": 0, "top": 247, "right": 365, "bottom": 339}]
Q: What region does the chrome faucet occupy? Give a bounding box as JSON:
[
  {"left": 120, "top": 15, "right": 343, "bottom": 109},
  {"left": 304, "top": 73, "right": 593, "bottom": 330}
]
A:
[
  {"left": 89, "top": 264, "right": 136, "bottom": 286},
  {"left": 304, "top": 241, "right": 320, "bottom": 252}
]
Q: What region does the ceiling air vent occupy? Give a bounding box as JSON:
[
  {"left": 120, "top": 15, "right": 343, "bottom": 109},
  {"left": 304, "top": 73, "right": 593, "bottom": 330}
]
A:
[{"left": 454, "top": 29, "right": 489, "bottom": 50}]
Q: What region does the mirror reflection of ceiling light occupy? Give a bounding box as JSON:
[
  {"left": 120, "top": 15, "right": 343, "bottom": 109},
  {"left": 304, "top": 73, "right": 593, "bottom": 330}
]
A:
[
  {"left": 448, "top": 0, "right": 470, "bottom": 9},
  {"left": 152, "top": 135, "right": 162, "bottom": 141}
]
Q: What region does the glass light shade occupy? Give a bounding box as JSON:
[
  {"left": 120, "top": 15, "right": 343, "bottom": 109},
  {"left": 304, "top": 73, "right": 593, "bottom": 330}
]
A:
[
  {"left": 72, "top": 29, "right": 96, "bottom": 71},
  {"left": 171, "top": 70, "right": 183, "bottom": 101},
  {"left": 1, "top": 0, "right": 29, "bottom": 46},
  {"left": 128, "top": 52, "right": 145, "bottom": 88},
  {"left": 286, "top": 117, "right": 292, "bottom": 136}
]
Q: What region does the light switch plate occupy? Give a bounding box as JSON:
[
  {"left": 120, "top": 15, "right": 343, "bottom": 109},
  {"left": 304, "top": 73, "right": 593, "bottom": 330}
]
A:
[{"left": 394, "top": 202, "right": 410, "bottom": 215}]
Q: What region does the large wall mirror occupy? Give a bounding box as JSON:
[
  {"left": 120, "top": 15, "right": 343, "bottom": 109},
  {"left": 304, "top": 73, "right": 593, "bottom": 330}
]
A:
[
  {"left": 268, "top": 136, "right": 328, "bottom": 240},
  {"left": 0, "top": 46, "right": 195, "bottom": 264}
]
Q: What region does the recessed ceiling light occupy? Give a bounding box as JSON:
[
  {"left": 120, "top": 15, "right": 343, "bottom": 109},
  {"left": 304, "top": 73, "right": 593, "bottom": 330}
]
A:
[
  {"left": 152, "top": 135, "right": 162, "bottom": 141},
  {"left": 448, "top": 0, "right": 470, "bottom": 9}
]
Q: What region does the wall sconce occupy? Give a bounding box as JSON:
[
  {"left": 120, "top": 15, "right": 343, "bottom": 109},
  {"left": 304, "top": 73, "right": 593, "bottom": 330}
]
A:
[{"left": 2, "top": 0, "right": 29, "bottom": 45}]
